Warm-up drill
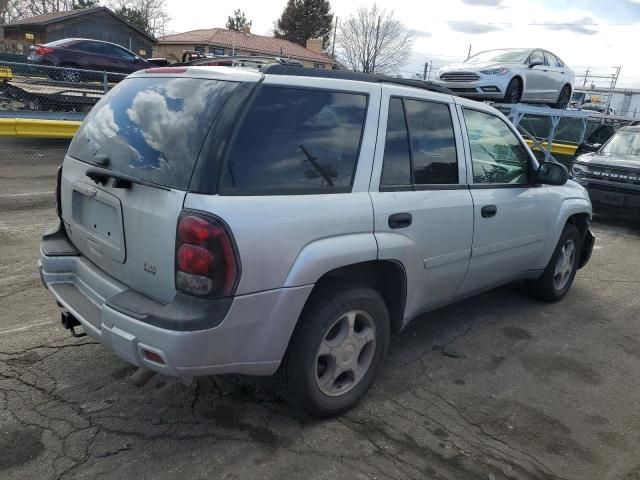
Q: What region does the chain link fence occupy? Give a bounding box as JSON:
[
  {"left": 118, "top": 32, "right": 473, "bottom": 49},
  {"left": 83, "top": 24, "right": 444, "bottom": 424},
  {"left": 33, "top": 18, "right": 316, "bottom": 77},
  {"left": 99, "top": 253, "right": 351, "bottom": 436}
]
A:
[
  {"left": 0, "top": 60, "right": 126, "bottom": 113},
  {"left": 0, "top": 61, "right": 126, "bottom": 171}
]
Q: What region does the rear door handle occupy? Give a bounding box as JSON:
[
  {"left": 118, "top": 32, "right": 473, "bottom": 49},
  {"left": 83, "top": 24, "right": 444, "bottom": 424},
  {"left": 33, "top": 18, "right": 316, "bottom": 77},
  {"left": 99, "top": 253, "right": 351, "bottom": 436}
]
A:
[
  {"left": 388, "top": 213, "right": 412, "bottom": 229},
  {"left": 481, "top": 205, "right": 497, "bottom": 218}
]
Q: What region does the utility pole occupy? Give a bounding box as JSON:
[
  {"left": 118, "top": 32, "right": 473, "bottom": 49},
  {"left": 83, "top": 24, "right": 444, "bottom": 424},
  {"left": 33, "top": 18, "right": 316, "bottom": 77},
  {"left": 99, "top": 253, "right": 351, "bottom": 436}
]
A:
[
  {"left": 467, "top": 44, "right": 472, "bottom": 60},
  {"left": 423, "top": 61, "right": 428, "bottom": 80},
  {"left": 331, "top": 16, "right": 338, "bottom": 58},
  {"left": 582, "top": 68, "right": 589, "bottom": 87},
  {"left": 372, "top": 15, "right": 381, "bottom": 74}
]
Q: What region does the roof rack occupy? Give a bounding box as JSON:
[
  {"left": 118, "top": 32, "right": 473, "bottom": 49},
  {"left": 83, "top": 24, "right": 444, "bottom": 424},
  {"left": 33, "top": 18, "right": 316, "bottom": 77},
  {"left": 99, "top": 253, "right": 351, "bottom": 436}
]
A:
[{"left": 260, "top": 64, "right": 453, "bottom": 95}]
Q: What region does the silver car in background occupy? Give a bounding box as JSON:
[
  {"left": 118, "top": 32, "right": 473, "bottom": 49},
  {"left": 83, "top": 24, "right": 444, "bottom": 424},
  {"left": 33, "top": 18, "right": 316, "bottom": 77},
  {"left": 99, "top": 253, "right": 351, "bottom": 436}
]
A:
[{"left": 437, "top": 48, "right": 575, "bottom": 108}]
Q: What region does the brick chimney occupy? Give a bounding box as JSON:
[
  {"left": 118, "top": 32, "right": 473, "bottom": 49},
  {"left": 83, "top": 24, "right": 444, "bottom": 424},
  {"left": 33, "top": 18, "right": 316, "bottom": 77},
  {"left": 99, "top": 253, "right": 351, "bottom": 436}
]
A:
[
  {"left": 305, "top": 38, "right": 323, "bottom": 54},
  {"left": 241, "top": 26, "right": 251, "bottom": 34}
]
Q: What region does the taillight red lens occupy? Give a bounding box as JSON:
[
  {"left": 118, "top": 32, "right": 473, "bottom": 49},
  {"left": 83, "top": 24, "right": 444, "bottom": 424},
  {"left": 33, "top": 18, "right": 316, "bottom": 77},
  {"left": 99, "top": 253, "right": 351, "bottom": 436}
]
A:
[
  {"left": 175, "top": 213, "right": 239, "bottom": 298},
  {"left": 177, "top": 245, "right": 214, "bottom": 275},
  {"left": 35, "top": 47, "right": 54, "bottom": 56},
  {"left": 178, "top": 215, "right": 211, "bottom": 244}
]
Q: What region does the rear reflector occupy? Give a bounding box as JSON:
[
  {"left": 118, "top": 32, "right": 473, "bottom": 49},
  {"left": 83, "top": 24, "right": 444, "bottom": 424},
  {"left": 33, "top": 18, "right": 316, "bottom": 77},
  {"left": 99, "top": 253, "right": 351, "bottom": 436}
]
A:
[
  {"left": 144, "top": 67, "right": 188, "bottom": 73},
  {"left": 143, "top": 350, "right": 165, "bottom": 364}
]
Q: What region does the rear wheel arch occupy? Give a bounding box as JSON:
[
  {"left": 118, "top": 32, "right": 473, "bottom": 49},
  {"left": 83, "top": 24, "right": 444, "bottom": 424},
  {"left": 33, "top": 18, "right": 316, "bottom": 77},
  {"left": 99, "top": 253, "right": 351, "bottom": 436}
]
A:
[{"left": 305, "top": 260, "right": 407, "bottom": 334}]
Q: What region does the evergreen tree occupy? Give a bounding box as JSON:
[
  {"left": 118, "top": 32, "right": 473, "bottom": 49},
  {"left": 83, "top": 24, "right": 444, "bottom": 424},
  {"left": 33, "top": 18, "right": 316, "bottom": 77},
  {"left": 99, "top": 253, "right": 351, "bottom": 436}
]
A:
[
  {"left": 274, "top": 0, "right": 333, "bottom": 49},
  {"left": 115, "top": 5, "right": 148, "bottom": 32},
  {"left": 226, "top": 9, "right": 252, "bottom": 31},
  {"left": 73, "top": 0, "right": 100, "bottom": 9}
]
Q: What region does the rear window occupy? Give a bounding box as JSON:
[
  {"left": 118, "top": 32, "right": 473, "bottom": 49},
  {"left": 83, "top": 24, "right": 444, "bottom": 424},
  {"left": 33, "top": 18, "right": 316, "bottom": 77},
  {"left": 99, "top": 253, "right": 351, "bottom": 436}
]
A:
[
  {"left": 68, "top": 77, "right": 239, "bottom": 190},
  {"left": 220, "top": 86, "right": 367, "bottom": 193}
]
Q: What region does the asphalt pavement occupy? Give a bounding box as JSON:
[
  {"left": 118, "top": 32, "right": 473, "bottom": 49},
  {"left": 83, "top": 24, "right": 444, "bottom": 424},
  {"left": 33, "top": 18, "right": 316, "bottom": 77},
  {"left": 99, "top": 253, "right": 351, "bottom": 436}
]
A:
[{"left": 1, "top": 139, "right": 640, "bottom": 480}]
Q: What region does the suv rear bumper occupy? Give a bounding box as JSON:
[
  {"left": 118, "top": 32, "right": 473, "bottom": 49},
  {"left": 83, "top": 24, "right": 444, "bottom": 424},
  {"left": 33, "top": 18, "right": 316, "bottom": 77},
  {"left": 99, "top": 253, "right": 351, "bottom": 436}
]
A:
[{"left": 39, "top": 224, "right": 312, "bottom": 378}]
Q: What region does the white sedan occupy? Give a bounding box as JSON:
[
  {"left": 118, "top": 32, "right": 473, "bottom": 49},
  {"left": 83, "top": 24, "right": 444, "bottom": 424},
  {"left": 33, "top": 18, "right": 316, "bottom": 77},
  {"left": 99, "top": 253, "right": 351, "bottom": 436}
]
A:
[{"left": 436, "top": 48, "right": 575, "bottom": 108}]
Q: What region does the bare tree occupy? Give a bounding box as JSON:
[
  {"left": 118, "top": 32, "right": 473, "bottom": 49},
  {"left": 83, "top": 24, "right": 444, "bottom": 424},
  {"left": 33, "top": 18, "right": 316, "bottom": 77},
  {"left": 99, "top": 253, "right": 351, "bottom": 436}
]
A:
[
  {"left": 109, "top": 0, "right": 169, "bottom": 37},
  {"left": 337, "top": 4, "right": 414, "bottom": 75}
]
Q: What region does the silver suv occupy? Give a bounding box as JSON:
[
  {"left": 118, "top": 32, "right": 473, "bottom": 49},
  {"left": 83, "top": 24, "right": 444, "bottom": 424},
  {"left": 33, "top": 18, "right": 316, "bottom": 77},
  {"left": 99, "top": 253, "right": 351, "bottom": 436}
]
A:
[{"left": 39, "top": 65, "right": 594, "bottom": 417}]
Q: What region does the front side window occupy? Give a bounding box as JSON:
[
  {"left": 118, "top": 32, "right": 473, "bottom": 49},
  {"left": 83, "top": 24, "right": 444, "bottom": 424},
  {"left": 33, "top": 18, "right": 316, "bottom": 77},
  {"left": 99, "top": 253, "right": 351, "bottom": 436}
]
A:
[
  {"left": 529, "top": 50, "right": 546, "bottom": 65},
  {"left": 463, "top": 109, "right": 531, "bottom": 185},
  {"left": 221, "top": 86, "right": 367, "bottom": 192}
]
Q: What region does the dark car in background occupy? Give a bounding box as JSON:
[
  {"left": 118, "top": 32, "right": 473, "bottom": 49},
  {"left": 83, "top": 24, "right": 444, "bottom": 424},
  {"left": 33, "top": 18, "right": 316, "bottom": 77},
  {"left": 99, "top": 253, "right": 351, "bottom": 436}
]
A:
[
  {"left": 28, "top": 38, "right": 152, "bottom": 81},
  {"left": 572, "top": 125, "right": 640, "bottom": 219}
]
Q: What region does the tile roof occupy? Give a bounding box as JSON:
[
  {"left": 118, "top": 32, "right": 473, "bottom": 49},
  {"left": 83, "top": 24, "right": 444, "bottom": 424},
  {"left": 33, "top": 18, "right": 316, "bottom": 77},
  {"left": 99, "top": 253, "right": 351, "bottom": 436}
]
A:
[{"left": 159, "top": 28, "right": 334, "bottom": 64}]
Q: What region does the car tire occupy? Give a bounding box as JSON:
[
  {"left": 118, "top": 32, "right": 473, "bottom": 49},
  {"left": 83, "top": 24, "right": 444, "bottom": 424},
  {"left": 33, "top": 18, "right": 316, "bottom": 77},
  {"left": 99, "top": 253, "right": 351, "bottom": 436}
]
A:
[
  {"left": 275, "top": 279, "right": 390, "bottom": 418},
  {"left": 503, "top": 77, "right": 522, "bottom": 104},
  {"left": 553, "top": 85, "right": 571, "bottom": 109},
  {"left": 526, "top": 223, "right": 582, "bottom": 302}
]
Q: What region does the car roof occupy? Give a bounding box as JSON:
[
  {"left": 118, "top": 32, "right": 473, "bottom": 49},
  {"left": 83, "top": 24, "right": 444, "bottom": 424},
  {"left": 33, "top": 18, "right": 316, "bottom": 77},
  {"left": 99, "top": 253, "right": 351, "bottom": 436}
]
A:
[
  {"left": 47, "top": 37, "right": 127, "bottom": 48},
  {"left": 260, "top": 64, "right": 453, "bottom": 95}
]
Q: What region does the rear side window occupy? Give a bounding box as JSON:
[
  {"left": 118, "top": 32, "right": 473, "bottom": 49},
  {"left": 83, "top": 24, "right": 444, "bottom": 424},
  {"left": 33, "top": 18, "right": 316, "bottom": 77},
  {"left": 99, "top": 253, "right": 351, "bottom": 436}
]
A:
[
  {"left": 220, "top": 86, "right": 367, "bottom": 193},
  {"left": 404, "top": 99, "right": 458, "bottom": 184},
  {"left": 380, "top": 98, "right": 411, "bottom": 186},
  {"left": 380, "top": 97, "right": 458, "bottom": 188},
  {"left": 68, "top": 77, "right": 238, "bottom": 190}
]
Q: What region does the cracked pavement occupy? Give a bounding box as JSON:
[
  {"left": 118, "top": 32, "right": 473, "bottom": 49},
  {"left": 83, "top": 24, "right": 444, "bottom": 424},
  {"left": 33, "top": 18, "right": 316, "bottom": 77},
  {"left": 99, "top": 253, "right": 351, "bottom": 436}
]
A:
[{"left": 2, "top": 139, "right": 640, "bottom": 479}]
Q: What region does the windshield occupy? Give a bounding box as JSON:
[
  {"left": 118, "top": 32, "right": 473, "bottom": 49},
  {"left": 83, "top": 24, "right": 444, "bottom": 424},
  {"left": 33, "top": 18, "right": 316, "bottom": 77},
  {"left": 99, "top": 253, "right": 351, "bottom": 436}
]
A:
[
  {"left": 601, "top": 130, "right": 640, "bottom": 156},
  {"left": 465, "top": 49, "right": 530, "bottom": 64},
  {"left": 68, "top": 76, "right": 239, "bottom": 189}
]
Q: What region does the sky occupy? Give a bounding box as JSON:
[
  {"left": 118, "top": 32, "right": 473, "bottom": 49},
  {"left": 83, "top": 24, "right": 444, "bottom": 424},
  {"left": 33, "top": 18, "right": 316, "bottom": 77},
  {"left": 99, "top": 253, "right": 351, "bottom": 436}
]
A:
[{"left": 164, "top": 0, "right": 640, "bottom": 88}]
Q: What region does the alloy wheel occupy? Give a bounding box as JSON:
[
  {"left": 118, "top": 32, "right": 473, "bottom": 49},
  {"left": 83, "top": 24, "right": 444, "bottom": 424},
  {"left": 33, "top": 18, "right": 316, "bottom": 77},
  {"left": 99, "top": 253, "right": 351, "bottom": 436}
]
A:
[
  {"left": 553, "top": 239, "right": 576, "bottom": 290},
  {"left": 314, "top": 310, "right": 377, "bottom": 397}
]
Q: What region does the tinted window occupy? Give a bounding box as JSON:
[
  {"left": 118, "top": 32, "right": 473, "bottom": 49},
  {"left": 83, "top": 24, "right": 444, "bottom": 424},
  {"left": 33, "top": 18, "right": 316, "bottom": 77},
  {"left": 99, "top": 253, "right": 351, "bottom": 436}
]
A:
[
  {"left": 404, "top": 99, "right": 458, "bottom": 184},
  {"left": 463, "top": 109, "right": 531, "bottom": 184},
  {"left": 68, "top": 77, "right": 238, "bottom": 189},
  {"left": 221, "top": 86, "right": 367, "bottom": 192},
  {"left": 112, "top": 46, "right": 136, "bottom": 60},
  {"left": 380, "top": 98, "right": 411, "bottom": 186}
]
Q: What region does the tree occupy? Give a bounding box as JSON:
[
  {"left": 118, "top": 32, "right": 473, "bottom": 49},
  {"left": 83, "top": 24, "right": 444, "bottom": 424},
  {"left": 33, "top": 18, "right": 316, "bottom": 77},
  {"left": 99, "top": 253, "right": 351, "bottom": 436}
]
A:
[
  {"left": 73, "top": 0, "right": 99, "bottom": 9},
  {"left": 336, "top": 4, "right": 414, "bottom": 75},
  {"left": 226, "top": 9, "right": 251, "bottom": 31},
  {"left": 274, "top": 0, "right": 333, "bottom": 49},
  {"left": 114, "top": 4, "right": 146, "bottom": 30},
  {"left": 110, "top": 0, "right": 169, "bottom": 37}
]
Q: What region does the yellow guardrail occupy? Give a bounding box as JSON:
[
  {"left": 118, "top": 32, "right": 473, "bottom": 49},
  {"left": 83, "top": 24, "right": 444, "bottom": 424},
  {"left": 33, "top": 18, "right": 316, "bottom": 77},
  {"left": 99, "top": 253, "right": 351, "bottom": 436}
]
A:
[
  {"left": 525, "top": 139, "right": 577, "bottom": 156},
  {"left": 0, "top": 118, "right": 80, "bottom": 138}
]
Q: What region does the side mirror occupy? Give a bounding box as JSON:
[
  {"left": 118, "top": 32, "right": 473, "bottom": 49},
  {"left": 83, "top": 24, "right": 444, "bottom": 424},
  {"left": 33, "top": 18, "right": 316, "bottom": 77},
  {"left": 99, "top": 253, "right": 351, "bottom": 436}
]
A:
[
  {"left": 529, "top": 60, "right": 544, "bottom": 69},
  {"left": 536, "top": 161, "right": 568, "bottom": 185},
  {"left": 592, "top": 143, "right": 602, "bottom": 150}
]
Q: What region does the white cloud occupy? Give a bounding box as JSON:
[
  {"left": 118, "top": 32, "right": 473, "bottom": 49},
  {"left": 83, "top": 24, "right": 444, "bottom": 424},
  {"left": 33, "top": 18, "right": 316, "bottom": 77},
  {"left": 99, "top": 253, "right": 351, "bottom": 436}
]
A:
[{"left": 163, "top": 0, "right": 640, "bottom": 87}]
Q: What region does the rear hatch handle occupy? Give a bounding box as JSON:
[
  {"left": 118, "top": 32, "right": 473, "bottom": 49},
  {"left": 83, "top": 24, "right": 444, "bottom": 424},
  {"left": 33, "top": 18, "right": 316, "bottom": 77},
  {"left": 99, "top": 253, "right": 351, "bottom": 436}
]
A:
[{"left": 85, "top": 167, "right": 171, "bottom": 191}]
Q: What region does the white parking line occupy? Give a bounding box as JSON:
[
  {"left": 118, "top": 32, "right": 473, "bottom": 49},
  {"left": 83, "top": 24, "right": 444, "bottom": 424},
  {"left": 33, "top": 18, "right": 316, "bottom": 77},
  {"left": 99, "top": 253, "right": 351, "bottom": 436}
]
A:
[
  {"left": 0, "top": 320, "right": 56, "bottom": 335},
  {"left": 0, "top": 191, "right": 54, "bottom": 199}
]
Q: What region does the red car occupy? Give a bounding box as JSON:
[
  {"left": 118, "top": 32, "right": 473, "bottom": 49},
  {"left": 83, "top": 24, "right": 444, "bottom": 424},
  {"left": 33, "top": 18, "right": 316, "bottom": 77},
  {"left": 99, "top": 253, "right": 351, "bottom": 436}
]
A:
[{"left": 28, "top": 38, "right": 153, "bottom": 81}]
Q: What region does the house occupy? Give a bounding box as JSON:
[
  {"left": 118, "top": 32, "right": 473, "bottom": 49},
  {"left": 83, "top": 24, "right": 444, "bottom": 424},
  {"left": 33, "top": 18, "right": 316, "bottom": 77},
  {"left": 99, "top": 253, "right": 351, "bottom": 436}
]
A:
[
  {"left": 155, "top": 27, "right": 335, "bottom": 69},
  {"left": 0, "top": 7, "right": 156, "bottom": 58}
]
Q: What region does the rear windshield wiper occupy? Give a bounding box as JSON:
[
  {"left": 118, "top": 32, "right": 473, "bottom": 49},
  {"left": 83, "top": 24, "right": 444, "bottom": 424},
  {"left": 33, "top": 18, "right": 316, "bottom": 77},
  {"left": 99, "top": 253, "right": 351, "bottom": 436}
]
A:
[{"left": 85, "top": 167, "right": 171, "bottom": 191}]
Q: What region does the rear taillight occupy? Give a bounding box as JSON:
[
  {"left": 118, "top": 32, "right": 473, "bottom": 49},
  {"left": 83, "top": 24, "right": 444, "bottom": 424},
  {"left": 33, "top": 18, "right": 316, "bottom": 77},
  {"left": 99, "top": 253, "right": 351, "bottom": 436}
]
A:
[
  {"left": 175, "top": 212, "right": 239, "bottom": 298},
  {"left": 35, "top": 47, "right": 54, "bottom": 56},
  {"left": 55, "top": 165, "right": 62, "bottom": 218}
]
